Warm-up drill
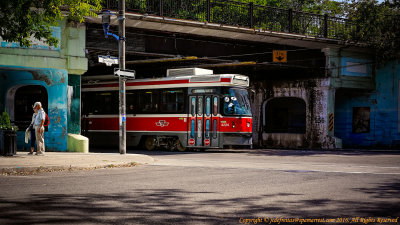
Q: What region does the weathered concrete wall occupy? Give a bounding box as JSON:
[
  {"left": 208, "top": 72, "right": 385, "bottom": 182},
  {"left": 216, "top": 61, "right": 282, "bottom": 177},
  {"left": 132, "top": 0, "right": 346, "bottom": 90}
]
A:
[
  {"left": 251, "top": 77, "right": 340, "bottom": 149},
  {"left": 0, "top": 66, "right": 68, "bottom": 151},
  {"left": 0, "top": 19, "right": 87, "bottom": 151},
  {"left": 335, "top": 60, "right": 400, "bottom": 148},
  {"left": 0, "top": 20, "right": 87, "bottom": 75}
]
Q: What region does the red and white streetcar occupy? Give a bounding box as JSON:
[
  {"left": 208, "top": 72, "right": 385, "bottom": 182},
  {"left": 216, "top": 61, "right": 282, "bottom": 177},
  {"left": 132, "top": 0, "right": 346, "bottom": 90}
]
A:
[{"left": 81, "top": 68, "right": 252, "bottom": 151}]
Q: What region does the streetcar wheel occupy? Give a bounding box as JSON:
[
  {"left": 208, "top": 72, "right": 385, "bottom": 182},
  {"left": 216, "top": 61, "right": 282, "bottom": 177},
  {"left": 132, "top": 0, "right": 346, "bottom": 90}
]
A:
[
  {"left": 175, "top": 139, "right": 186, "bottom": 152},
  {"left": 144, "top": 136, "right": 156, "bottom": 151}
]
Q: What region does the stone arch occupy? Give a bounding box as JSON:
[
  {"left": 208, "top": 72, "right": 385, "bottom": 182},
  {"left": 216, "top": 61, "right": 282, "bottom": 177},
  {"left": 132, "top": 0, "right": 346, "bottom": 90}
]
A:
[{"left": 6, "top": 85, "right": 48, "bottom": 129}]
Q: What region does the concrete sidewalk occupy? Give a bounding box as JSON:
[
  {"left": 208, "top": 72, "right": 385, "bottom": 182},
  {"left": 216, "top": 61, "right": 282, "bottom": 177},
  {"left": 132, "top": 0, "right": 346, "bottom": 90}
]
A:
[{"left": 0, "top": 152, "right": 154, "bottom": 175}]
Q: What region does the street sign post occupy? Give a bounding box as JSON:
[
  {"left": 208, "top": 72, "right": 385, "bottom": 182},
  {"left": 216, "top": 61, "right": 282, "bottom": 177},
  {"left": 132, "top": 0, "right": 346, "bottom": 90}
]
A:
[{"left": 114, "top": 68, "right": 135, "bottom": 79}]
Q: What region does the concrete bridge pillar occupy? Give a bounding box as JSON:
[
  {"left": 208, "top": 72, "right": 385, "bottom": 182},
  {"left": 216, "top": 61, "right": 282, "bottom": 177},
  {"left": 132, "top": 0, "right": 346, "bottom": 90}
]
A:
[
  {"left": 249, "top": 85, "right": 266, "bottom": 148},
  {"left": 305, "top": 79, "right": 342, "bottom": 149}
]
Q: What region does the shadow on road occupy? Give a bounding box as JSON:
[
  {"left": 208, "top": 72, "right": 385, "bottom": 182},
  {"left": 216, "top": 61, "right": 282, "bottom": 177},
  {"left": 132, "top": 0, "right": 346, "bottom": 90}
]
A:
[
  {"left": 90, "top": 147, "right": 400, "bottom": 158},
  {"left": 1, "top": 181, "right": 399, "bottom": 224}
]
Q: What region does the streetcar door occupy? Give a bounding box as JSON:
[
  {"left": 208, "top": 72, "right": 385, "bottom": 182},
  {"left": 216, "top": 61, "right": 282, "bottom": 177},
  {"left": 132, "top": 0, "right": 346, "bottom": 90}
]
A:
[{"left": 188, "top": 95, "right": 220, "bottom": 148}]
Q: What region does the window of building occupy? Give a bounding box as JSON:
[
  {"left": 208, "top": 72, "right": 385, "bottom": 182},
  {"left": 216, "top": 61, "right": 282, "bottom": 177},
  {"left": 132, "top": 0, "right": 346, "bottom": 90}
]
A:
[
  {"left": 264, "top": 97, "right": 306, "bottom": 133},
  {"left": 352, "top": 107, "right": 370, "bottom": 133}
]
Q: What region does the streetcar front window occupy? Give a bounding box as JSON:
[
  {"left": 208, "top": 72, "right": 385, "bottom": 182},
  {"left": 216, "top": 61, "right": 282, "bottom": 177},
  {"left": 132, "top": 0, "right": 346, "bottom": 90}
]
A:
[{"left": 223, "top": 88, "right": 251, "bottom": 116}]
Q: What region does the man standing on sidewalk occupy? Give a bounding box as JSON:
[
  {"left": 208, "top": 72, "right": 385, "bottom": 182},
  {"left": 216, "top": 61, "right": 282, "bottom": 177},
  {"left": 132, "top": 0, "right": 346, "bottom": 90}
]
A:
[{"left": 33, "top": 102, "right": 45, "bottom": 155}]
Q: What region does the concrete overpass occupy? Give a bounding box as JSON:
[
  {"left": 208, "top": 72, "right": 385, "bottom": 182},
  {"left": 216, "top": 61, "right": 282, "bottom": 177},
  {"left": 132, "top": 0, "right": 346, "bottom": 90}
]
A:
[{"left": 82, "top": 1, "right": 388, "bottom": 150}]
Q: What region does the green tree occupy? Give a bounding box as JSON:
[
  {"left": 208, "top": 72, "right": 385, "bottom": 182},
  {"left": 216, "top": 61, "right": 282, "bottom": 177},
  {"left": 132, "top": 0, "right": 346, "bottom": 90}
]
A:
[
  {"left": 237, "top": 0, "right": 347, "bottom": 17},
  {"left": 347, "top": 0, "right": 400, "bottom": 63},
  {"left": 0, "top": 0, "right": 102, "bottom": 48}
]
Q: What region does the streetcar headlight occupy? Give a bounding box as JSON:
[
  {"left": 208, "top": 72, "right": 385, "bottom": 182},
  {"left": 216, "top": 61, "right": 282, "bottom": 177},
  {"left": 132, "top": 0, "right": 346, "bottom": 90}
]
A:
[{"left": 247, "top": 122, "right": 250, "bottom": 128}]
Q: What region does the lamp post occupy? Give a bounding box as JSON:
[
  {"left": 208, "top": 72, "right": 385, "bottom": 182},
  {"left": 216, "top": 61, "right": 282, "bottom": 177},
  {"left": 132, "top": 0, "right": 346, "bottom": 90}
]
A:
[
  {"left": 101, "top": 1, "right": 126, "bottom": 155},
  {"left": 102, "top": 9, "right": 110, "bottom": 37}
]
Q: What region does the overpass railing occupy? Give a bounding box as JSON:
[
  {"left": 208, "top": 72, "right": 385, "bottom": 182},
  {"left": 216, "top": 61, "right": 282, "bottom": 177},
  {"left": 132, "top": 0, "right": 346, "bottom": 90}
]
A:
[{"left": 104, "top": 0, "right": 356, "bottom": 40}]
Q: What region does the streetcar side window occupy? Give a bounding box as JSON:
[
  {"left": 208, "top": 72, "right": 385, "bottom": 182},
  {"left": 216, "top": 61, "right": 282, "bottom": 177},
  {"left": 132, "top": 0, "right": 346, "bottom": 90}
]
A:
[
  {"left": 137, "top": 90, "right": 159, "bottom": 113},
  {"left": 81, "top": 92, "right": 91, "bottom": 116},
  {"left": 82, "top": 91, "right": 118, "bottom": 115},
  {"left": 126, "top": 91, "right": 137, "bottom": 114},
  {"left": 97, "top": 92, "right": 118, "bottom": 115},
  {"left": 161, "top": 89, "right": 184, "bottom": 113}
]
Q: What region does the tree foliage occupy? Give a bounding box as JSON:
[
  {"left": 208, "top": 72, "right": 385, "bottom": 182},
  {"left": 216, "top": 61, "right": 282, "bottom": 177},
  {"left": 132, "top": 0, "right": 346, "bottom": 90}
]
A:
[
  {"left": 346, "top": 0, "right": 400, "bottom": 63},
  {"left": 238, "top": 0, "right": 400, "bottom": 62},
  {"left": 0, "top": 0, "right": 102, "bottom": 47},
  {"left": 237, "top": 0, "right": 347, "bottom": 17}
]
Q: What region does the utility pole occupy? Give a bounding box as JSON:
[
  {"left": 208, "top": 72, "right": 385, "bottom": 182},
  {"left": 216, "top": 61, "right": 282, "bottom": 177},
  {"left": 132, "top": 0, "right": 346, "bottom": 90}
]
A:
[
  {"left": 118, "top": 0, "right": 126, "bottom": 154},
  {"left": 100, "top": 3, "right": 131, "bottom": 154}
]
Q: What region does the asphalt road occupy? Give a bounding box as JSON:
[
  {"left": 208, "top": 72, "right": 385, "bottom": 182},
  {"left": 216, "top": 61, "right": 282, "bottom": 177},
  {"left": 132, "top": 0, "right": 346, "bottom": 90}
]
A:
[{"left": 0, "top": 149, "right": 399, "bottom": 225}]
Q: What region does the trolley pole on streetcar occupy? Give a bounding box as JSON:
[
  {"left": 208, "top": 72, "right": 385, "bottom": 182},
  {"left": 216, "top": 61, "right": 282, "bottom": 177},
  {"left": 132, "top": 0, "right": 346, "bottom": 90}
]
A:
[{"left": 118, "top": 0, "right": 126, "bottom": 154}]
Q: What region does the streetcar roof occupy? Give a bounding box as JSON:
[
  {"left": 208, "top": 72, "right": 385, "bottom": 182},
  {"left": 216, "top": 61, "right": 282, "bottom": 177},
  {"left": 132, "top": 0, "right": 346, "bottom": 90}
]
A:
[{"left": 82, "top": 74, "right": 249, "bottom": 91}]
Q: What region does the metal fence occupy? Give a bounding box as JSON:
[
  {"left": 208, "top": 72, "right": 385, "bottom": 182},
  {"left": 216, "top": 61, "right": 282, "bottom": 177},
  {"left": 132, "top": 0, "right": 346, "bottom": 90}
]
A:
[{"left": 103, "top": 0, "right": 356, "bottom": 40}]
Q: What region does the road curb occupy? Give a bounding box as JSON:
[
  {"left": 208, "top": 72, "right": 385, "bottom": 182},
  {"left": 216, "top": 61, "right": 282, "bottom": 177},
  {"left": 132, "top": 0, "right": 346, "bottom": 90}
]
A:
[
  {"left": 0, "top": 163, "right": 140, "bottom": 176},
  {"left": 0, "top": 152, "right": 155, "bottom": 176}
]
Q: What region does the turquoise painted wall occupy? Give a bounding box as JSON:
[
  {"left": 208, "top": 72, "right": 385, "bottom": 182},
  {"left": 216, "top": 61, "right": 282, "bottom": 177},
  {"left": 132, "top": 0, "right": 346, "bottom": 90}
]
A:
[
  {"left": 335, "top": 60, "right": 400, "bottom": 148},
  {"left": 0, "top": 65, "right": 68, "bottom": 151}
]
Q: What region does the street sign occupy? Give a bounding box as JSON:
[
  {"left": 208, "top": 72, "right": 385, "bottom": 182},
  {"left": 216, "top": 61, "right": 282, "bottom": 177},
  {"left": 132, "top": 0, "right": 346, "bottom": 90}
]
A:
[
  {"left": 98, "top": 55, "right": 119, "bottom": 66},
  {"left": 273, "top": 50, "right": 287, "bottom": 62},
  {"left": 114, "top": 68, "right": 135, "bottom": 79}
]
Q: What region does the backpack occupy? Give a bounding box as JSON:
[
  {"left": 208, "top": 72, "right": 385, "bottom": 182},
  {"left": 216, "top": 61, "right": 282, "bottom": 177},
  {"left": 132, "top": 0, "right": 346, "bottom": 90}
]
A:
[{"left": 44, "top": 112, "right": 50, "bottom": 127}]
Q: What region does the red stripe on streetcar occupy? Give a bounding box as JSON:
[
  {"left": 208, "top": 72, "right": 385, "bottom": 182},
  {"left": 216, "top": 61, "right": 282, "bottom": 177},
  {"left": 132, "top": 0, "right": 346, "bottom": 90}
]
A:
[
  {"left": 86, "top": 116, "right": 251, "bottom": 133},
  {"left": 88, "top": 117, "right": 188, "bottom": 132}
]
